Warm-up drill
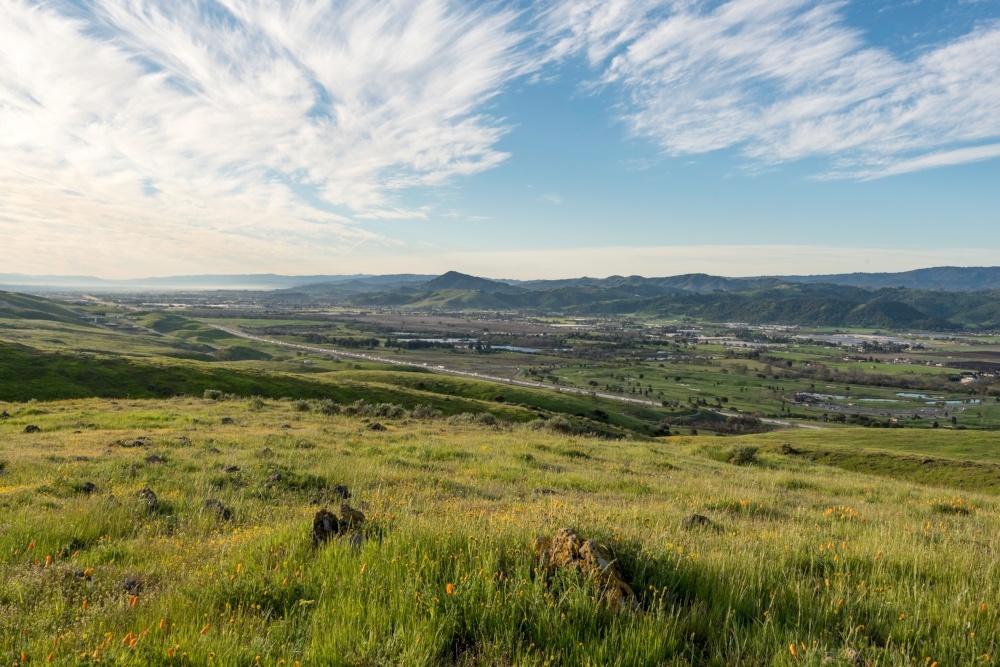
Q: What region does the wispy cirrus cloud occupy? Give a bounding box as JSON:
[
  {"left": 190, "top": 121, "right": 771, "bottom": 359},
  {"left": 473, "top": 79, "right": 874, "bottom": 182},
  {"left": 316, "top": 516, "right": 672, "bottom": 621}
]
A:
[
  {"left": 543, "top": 0, "right": 1000, "bottom": 177},
  {"left": 0, "top": 0, "right": 530, "bottom": 273}
]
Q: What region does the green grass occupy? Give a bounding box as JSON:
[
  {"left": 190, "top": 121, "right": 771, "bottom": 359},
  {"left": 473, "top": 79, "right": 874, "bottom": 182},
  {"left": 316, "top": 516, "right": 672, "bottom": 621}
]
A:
[
  {"left": 2, "top": 399, "right": 999, "bottom": 665},
  {"left": 746, "top": 429, "right": 1000, "bottom": 494}
]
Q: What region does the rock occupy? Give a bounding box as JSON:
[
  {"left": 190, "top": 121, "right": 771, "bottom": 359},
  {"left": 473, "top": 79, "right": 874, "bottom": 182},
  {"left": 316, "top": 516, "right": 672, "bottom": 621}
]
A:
[
  {"left": 23, "top": 425, "right": 41, "bottom": 433},
  {"left": 221, "top": 417, "right": 234, "bottom": 425},
  {"left": 0, "top": 410, "right": 9, "bottom": 419},
  {"left": 330, "top": 485, "right": 351, "bottom": 500},
  {"left": 264, "top": 472, "right": 282, "bottom": 485},
  {"left": 203, "top": 498, "right": 233, "bottom": 521},
  {"left": 121, "top": 577, "right": 142, "bottom": 594},
  {"left": 137, "top": 487, "right": 159, "bottom": 512},
  {"left": 780, "top": 443, "right": 800, "bottom": 455},
  {"left": 258, "top": 447, "right": 274, "bottom": 457},
  {"left": 222, "top": 465, "right": 240, "bottom": 474},
  {"left": 106, "top": 495, "right": 120, "bottom": 506},
  {"left": 145, "top": 454, "right": 166, "bottom": 465},
  {"left": 206, "top": 447, "right": 221, "bottom": 454},
  {"left": 346, "top": 533, "right": 364, "bottom": 550},
  {"left": 312, "top": 509, "right": 341, "bottom": 544},
  {"left": 280, "top": 424, "right": 292, "bottom": 429},
  {"left": 369, "top": 422, "right": 386, "bottom": 431},
  {"left": 74, "top": 570, "right": 92, "bottom": 581},
  {"left": 78, "top": 482, "right": 98, "bottom": 495},
  {"left": 681, "top": 514, "right": 714, "bottom": 531},
  {"left": 534, "top": 528, "right": 637, "bottom": 609},
  {"left": 340, "top": 502, "right": 365, "bottom": 525}
]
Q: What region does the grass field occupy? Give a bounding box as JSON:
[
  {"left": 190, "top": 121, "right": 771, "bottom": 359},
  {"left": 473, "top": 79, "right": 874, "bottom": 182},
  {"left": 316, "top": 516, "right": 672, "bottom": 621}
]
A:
[{"left": 2, "top": 398, "right": 999, "bottom": 666}]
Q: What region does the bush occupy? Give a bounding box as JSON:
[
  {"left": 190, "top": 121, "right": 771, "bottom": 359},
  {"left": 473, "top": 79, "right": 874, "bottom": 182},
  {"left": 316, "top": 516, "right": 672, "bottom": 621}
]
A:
[
  {"left": 204, "top": 389, "right": 224, "bottom": 400},
  {"left": 293, "top": 400, "right": 311, "bottom": 412},
  {"left": 247, "top": 396, "right": 266, "bottom": 411},
  {"left": 545, "top": 416, "right": 576, "bottom": 434},
  {"left": 410, "top": 404, "right": 442, "bottom": 420},
  {"left": 474, "top": 412, "right": 498, "bottom": 427},
  {"left": 316, "top": 399, "right": 340, "bottom": 416},
  {"left": 343, "top": 399, "right": 369, "bottom": 416},
  {"left": 728, "top": 445, "right": 760, "bottom": 466}
]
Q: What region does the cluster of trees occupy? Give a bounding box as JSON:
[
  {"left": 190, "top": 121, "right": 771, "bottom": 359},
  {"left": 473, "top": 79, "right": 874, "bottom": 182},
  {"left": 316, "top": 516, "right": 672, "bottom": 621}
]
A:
[{"left": 303, "top": 334, "right": 381, "bottom": 348}]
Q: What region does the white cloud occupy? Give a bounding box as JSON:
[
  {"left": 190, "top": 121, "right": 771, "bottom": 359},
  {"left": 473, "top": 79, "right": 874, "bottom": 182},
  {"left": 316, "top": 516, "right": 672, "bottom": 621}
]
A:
[
  {"left": 0, "top": 0, "right": 530, "bottom": 272},
  {"left": 544, "top": 0, "right": 1000, "bottom": 176}
]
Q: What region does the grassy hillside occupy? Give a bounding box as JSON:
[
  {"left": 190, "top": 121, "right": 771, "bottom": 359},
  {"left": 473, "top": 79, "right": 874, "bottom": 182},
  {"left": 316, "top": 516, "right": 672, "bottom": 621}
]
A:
[
  {"left": 0, "top": 291, "right": 91, "bottom": 326},
  {"left": 346, "top": 282, "right": 999, "bottom": 329},
  {"left": 1, "top": 399, "right": 998, "bottom": 665},
  {"left": 0, "top": 342, "right": 539, "bottom": 423}
]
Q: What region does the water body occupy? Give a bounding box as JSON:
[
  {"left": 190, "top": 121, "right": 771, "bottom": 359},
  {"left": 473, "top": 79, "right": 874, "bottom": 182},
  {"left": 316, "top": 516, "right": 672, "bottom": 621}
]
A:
[
  {"left": 894, "top": 392, "right": 981, "bottom": 405},
  {"left": 397, "top": 338, "right": 545, "bottom": 353}
]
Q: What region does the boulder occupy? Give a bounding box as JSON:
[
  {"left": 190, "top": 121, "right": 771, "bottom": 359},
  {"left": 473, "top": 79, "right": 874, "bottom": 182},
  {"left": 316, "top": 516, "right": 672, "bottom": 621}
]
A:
[
  {"left": 681, "top": 514, "right": 715, "bottom": 531},
  {"left": 137, "top": 487, "right": 159, "bottom": 512},
  {"left": 203, "top": 498, "right": 233, "bottom": 521},
  {"left": 221, "top": 417, "right": 234, "bottom": 425},
  {"left": 121, "top": 577, "right": 142, "bottom": 594},
  {"left": 145, "top": 454, "right": 166, "bottom": 465},
  {"left": 340, "top": 502, "right": 365, "bottom": 526},
  {"left": 312, "top": 509, "right": 341, "bottom": 544},
  {"left": 369, "top": 422, "right": 386, "bottom": 431},
  {"left": 534, "top": 528, "right": 637, "bottom": 609},
  {"left": 0, "top": 410, "right": 9, "bottom": 419},
  {"left": 23, "top": 425, "right": 41, "bottom": 433},
  {"left": 78, "top": 482, "right": 98, "bottom": 495}
]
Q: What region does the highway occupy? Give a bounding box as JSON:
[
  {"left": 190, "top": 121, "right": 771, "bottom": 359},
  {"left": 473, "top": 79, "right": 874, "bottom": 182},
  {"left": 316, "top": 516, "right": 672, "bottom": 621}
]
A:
[{"left": 206, "top": 323, "right": 823, "bottom": 430}]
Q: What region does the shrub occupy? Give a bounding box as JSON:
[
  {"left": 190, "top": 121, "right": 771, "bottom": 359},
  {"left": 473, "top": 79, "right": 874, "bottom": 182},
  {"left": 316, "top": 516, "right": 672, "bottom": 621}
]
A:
[
  {"left": 316, "top": 399, "right": 340, "bottom": 416},
  {"left": 410, "top": 404, "right": 442, "bottom": 420},
  {"left": 247, "top": 396, "right": 266, "bottom": 411},
  {"left": 474, "top": 412, "right": 498, "bottom": 427},
  {"left": 545, "top": 416, "right": 576, "bottom": 434},
  {"left": 204, "top": 389, "right": 224, "bottom": 400},
  {"left": 292, "top": 400, "right": 311, "bottom": 412},
  {"left": 728, "top": 445, "right": 760, "bottom": 466}
]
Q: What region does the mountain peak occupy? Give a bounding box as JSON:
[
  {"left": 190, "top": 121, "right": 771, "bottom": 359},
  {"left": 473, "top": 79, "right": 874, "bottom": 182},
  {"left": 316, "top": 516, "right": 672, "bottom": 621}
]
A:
[{"left": 422, "top": 272, "right": 520, "bottom": 294}]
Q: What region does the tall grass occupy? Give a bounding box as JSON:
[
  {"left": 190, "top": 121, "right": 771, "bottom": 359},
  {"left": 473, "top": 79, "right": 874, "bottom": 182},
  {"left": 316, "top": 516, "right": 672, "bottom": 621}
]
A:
[{"left": 1, "top": 397, "right": 997, "bottom": 665}]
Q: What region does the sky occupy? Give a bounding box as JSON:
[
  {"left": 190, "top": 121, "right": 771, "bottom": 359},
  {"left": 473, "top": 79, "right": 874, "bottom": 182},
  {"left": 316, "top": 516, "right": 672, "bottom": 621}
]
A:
[{"left": 1, "top": 0, "right": 999, "bottom": 280}]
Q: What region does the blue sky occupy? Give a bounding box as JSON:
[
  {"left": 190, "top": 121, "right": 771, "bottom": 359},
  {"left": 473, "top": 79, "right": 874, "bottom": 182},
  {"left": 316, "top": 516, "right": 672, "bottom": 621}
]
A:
[{"left": 1, "top": 0, "right": 998, "bottom": 279}]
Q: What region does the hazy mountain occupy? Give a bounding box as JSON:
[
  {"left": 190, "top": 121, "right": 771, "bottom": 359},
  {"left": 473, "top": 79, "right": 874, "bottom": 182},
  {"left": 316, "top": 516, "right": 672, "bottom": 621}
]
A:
[
  {"left": 778, "top": 266, "right": 1000, "bottom": 292},
  {"left": 3, "top": 265, "right": 1000, "bottom": 294},
  {"left": 0, "top": 272, "right": 433, "bottom": 291},
  {"left": 421, "top": 271, "right": 522, "bottom": 294}
]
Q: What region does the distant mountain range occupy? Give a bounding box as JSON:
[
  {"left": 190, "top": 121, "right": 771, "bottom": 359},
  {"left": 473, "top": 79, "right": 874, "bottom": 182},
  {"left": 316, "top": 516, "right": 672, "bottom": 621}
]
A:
[
  {"left": 0, "top": 272, "right": 435, "bottom": 291},
  {"left": 9, "top": 265, "right": 1000, "bottom": 293},
  {"left": 5, "top": 266, "right": 1000, "bottom": 329},
  {"left": 305, "top": 270, "right": 1000, "bottom": 330}
]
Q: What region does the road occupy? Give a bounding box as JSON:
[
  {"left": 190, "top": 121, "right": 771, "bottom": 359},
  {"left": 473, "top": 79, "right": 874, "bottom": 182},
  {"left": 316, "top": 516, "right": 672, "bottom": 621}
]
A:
[{"left": 207, "top": 323, "right": 823, "bottom": 430}]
